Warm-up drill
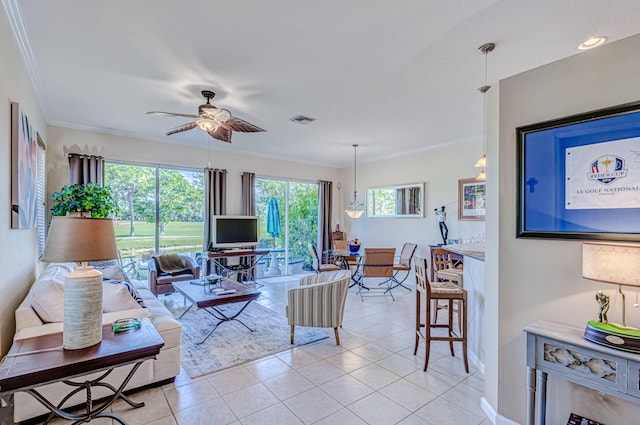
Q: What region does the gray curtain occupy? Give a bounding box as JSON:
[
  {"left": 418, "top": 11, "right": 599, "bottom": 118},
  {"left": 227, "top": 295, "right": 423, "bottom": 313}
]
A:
[
  {"left": 68, "top": 154, "right": 104, "bottom": 185},
  {"left": 396, "top": 188, "right": 407, "bottom": 214},
  {"left": 409, "top": 187, "right": 420, "bottom": 214},
  {"left": 240, "top": 172, "right": 256, "bottom": 280},
  {"left": 241, "top": 172, "right": 256, "bottom": 215},
  {"left": 318, "top": 180, "right": 333, "bottom": 256},
  {"left": 203, "top": 168, "right": 227, "bottom": 251}
]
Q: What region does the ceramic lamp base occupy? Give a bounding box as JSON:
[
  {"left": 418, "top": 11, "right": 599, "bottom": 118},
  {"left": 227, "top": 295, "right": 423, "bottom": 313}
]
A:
[{"left": 63, "top": 265, "right": 103, "bottom": 350}]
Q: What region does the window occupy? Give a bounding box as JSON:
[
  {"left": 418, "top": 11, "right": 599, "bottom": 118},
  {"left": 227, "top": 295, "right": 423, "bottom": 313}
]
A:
[
  {"left": 36, "top": 136, "right": 46, "bottom": 256},
  {"left": 105, "top": 162, "right": 205, "bottom": 278}
]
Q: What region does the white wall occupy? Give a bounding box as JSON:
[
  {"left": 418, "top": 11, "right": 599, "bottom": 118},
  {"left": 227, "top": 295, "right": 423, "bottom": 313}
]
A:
[
  {"left": 487, "top": 34, "right": 640, "bottom": 424},
  {"left": 339, "top": 142, "right": 486, "bottom": 258},
  {"left": 46, "top": 126, "right": 341, "bottom": 218},
  {"left": 0, "top": 11, "right": 48, "bottom": 355}
]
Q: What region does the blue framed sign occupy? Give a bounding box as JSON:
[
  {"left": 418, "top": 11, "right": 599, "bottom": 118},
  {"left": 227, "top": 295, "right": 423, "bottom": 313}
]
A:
[{"left": 517, "top": 102, "right": 640, "bottom": 241}]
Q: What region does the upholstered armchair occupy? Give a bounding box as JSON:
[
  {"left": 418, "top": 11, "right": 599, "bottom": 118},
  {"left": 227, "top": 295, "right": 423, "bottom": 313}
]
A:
[
  {"left": 148, "top": 254, "right": 200, "bottom": 296},
  {"left": 286, "top": 270, "right": 351, "bottom": 345}
]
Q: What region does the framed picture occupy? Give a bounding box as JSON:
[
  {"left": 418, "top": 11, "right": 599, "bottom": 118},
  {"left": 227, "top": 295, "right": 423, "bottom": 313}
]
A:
[
  {"left": 517, "top": 101, "right": 640, "bottom": 241},
  {"left": 10, "top": 102, "right": 38, "bottom": 229},
  {"left": 458, "top": 178, "right": 486, "bottom": 221}
]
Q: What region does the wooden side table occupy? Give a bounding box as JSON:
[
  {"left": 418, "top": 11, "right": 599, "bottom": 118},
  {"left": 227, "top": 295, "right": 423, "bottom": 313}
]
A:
[{"left": 0, "top": 318, "right": 164, "bottom": 424}]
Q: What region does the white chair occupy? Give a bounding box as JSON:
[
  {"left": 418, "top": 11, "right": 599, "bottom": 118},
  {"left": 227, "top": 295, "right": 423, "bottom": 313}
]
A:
[{"left": 286, "top": 270, "right": 351, "bottom": 345}]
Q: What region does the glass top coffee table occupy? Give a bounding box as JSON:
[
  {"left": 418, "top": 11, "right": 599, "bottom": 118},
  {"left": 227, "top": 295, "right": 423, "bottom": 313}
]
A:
[{"left": 172, "top": 278, "right": 261, "bottom": 344}]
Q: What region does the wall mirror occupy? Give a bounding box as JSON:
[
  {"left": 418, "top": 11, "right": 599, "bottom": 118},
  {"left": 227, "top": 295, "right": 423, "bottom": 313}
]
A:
[{"left": 367, "top": 183, "right": 424, "bottom": 217}]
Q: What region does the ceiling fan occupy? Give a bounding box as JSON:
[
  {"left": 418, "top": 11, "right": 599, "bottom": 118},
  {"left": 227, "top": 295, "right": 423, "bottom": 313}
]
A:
[{"left": 146, "top": 90, "right": 265, "bottom": 143}]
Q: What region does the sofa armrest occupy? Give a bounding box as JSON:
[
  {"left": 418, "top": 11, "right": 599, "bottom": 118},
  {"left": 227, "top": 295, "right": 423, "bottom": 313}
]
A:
[{"left": 15, "top": 293, "right": 44, "bottom": 333}]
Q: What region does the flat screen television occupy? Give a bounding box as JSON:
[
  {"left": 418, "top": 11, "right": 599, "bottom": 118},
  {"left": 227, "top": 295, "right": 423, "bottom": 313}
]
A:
[{"left": 210, "top": 215, "right": 259, "bottom": 249}]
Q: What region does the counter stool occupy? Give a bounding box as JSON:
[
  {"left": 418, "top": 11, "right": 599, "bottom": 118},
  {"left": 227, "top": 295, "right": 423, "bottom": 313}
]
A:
[{"left": 414, "top": 256, "right": 469, "bottom": 373}]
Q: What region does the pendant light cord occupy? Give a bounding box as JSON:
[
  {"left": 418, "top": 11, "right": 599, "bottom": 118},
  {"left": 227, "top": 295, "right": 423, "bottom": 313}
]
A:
[{"left": 353, "top": 144, "right": 358, "bottom": 202}]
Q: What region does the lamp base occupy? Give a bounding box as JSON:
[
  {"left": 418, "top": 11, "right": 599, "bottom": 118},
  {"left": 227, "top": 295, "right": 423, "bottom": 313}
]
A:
[
  {"left": 63, "top": 265, "right": 103, "bottom": 350},
  {"left": 584, "top": 321, "right": 640, "bottom": 353}
]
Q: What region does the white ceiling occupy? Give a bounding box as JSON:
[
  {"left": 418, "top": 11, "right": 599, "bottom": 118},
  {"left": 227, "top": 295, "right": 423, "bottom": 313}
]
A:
[{"left": 6, "top": 0, "right": 640, "bottom": 167}]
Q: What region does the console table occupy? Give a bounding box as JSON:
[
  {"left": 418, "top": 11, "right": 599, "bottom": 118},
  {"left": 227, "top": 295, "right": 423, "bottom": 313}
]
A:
[
  {"left": 208, "top": 249, "right": 269, "bottom": 282},
  {"left": 0, "top": 318, "right": 163, "bottom": 424},
  {"left": 524, "top": 320, "right": 640, "bottom": 425}
]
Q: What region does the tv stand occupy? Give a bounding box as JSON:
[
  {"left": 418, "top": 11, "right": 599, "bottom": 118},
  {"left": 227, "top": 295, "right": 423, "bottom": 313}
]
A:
[{"left": 207, "top": 249, "right": 269, "bottom": 283}]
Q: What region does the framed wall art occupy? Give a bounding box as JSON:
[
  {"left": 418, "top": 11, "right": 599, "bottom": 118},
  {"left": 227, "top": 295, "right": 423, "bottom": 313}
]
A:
[
  {"left": 11, "top": 102, "right": 38, "bottom": 229},
  {"left": 458, "top": 178, "right": 486, "bottom": 221},
  {"left": 517, "top": 101, "right": 640, "bottom": 241}
]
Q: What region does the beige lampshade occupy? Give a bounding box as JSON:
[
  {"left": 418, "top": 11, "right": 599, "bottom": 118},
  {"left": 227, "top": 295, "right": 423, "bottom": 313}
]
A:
[
  {"left": 41, "top": 216, "right": 118, "bottom": 263},
  {"left": 582, "top": 242, "right": 640, "bottom": 286}
]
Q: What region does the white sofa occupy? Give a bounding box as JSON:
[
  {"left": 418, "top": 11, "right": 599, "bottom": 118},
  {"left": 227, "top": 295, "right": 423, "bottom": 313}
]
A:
[{"left": 13, "top": 262, "right": 181, "bottom": 423}]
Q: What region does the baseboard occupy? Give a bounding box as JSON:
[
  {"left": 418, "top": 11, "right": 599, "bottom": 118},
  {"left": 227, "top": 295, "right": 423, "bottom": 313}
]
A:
[
  {"left": 468, "top": 349, "right": 485, "bottom": 375},
  {"left": 480, "top": 397, "right": 522, "bottom": 425}
]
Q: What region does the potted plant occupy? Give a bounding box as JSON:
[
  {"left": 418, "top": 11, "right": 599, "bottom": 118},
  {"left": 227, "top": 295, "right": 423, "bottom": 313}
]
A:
[{"left": 51, "top": 183, "right": 117, "bottom": 218}]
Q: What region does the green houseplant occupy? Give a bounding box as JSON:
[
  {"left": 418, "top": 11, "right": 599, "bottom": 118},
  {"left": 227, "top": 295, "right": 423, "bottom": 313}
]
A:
[{"left": 51, "top": 183, "right": 117, "bottom": 218}]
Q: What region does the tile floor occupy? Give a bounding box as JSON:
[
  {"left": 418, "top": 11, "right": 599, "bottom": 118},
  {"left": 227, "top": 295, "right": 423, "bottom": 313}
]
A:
[{"left": 46, "top": 274, "right": 489, "bottom": 425}]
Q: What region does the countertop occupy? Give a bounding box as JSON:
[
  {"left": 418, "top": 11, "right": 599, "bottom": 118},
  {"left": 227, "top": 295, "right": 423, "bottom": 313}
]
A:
[{"left": 443, "top": 242, "right": 485, "bottom": 261}]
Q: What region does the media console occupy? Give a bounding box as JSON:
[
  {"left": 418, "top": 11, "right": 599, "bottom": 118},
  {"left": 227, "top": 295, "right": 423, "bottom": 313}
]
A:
[{"left": 207, "top": 249, "right": 269, "bottom": 282}]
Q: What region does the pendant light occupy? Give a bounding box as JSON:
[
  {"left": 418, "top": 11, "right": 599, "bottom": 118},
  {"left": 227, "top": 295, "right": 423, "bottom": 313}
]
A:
[
  {"left": 475, "top": 42, "right": 495, "bottom": 181},
  {"left": 345, "top": 144, "right": 364, "bottom": 219}
]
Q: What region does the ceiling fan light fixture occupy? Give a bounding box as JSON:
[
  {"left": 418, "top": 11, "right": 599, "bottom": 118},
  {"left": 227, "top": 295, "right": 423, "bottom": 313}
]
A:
[{"left": 196, "top": 118, "right": 219, "bottom": 132}]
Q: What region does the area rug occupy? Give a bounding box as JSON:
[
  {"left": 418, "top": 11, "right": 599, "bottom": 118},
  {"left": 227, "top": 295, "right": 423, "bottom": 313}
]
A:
[{"left": 175, "top": 302, "right": 328, "bottom": 378}]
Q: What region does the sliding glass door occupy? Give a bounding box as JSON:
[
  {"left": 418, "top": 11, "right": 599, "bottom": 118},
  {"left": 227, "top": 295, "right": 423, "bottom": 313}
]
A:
[
  {"left": 105, "top": 162, "right": 204, "bottom": 278},
  {"left": 255, "top": 177, "right": 318, "bottom": 275}
]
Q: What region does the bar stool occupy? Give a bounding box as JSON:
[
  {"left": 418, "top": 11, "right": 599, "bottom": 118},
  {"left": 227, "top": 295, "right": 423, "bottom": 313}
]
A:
[{"left": 413, "top": 256, "right": 469, "bottom": 373}]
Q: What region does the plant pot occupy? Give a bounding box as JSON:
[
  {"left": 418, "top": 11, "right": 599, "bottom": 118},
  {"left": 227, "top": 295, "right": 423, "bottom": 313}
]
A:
[{"left": 348, "top": 244, "right": 360, "bottom": 254}]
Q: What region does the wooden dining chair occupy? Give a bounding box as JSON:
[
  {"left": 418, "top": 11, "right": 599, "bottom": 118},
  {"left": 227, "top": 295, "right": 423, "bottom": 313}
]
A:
[{"left": 414, "top": 255, "right": 468, "bottom": 373}]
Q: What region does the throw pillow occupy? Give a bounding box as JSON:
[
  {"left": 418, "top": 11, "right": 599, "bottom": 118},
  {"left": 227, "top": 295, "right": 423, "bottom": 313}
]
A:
[
  {"left": 103, "top": 278, "right": 146, "bottom": 308},
  {"left": 103, "top": 280, "right": 143, "bottom": 312},
  {"left": 30, "top": 264, "right": 68, "bottom": 323},
  {"left": 89, "top": 260, "right": 130, "bottom": 282}
]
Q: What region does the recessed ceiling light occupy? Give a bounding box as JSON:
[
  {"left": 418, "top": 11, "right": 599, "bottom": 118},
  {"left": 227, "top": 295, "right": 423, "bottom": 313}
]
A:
[
  {"left": 289, "top": 115, "right": 316, "bottom": 124},
  {"left": 578, "top": 36, "right": 608, "bottom": 50}
]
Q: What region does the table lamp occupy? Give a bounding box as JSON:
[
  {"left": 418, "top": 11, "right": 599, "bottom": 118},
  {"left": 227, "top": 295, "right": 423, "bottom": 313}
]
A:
[
  {"left": 41, "top": 217, "right": 118, "bottom": 350},
  {"left": 582, "top": 242, "right": 640, "bottom": 352}
]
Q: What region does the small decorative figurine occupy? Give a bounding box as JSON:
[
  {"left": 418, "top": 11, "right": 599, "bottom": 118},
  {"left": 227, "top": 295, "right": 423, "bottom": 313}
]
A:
[
  {"left": 595, "top": 291, "right": 610, "bottom": 323},
  {"left": 434, "top": 206, "right": 448, "bottom": 245}
]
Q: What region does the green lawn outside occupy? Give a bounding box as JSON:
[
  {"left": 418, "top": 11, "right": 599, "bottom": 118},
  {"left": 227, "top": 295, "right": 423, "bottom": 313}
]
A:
[
  {"left": 113, "top": 220, "right": 204, "bottom": 237},
  {"left": 114, "top": 221, "right": 204, "bottom": 256}
]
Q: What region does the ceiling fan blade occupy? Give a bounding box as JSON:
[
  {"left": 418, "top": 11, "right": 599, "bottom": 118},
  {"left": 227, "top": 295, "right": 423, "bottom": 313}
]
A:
[
  {"left": 208, "top": 127, "right": 232, "bottom": 143},
  {"left": 221, "top": 117, "right": 265, "bottom": 133},
  {"left": 165, "top": 122, "right": 198, "bottom": 135},
  {"left": 147, "top": 111, "right": 200, "bottom": 119}
]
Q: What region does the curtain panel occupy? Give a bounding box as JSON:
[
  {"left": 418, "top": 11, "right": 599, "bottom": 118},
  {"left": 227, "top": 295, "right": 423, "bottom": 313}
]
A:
[
  {"left": 203, "top": 168, "right": 227, "bottom": 251},
  {"left": 241, "top": 172, "right": 256, "bottom": 215},
  {"left": 240, "top": 172, "right": 256, "bottom": 280},
  {"left": 318, "top": 180, "right": 333, "bottom": 255},
  {"left": 68, "top": 154, "right": 104, "bottom": 185}
]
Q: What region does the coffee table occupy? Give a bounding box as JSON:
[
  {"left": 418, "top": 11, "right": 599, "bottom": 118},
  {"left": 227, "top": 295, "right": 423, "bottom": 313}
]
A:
[
  {"left": 0, "top": 318, "right": 163, "bottom": 424},
  {"left": 172, "top": 278, "right": 261, "bottom": 344}
]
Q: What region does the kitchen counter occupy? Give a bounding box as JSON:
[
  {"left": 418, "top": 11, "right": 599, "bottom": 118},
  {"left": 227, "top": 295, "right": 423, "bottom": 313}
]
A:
[{"left": 443, "top": 242, "right": 485, "bottom": 261}]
